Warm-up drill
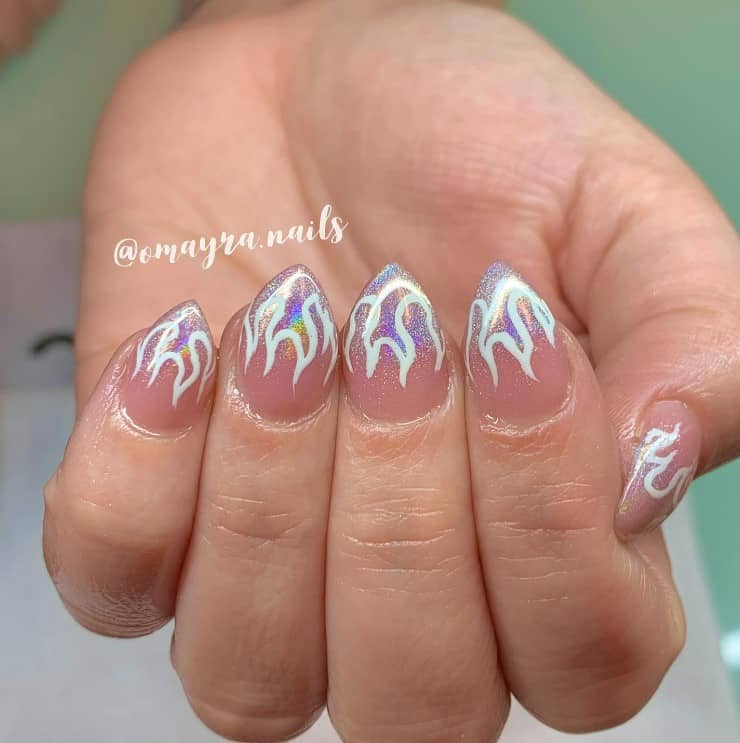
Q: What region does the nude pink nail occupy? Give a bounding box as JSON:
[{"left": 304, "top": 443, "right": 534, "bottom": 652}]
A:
[
  {"left": 616, "top": 400, "right": 701, "bottom": 539},
  {"left": 343, "top": 263, "right": 449, "bottom": 422},
  {"left": 121, "top": 300, "right": 217, "bottom": 431},
  {"left": 464, "top": 262, "right": 570, "bottom": 425},
  {"left": 237, "top": 265, "right": 338, "bottom": 422}
]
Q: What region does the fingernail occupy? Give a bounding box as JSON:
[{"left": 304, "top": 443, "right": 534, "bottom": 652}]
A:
[
  {"left": 121, "top": 300, "right": 217, "bottom": 431},
  {"left": 237, "top": 265, "right": 338, "bottom": 421},
  {"left": 464, "top": 262, "right": 570, "bottom": 424},
  {"left": 616, "top": 400, "right": 701, "bottom": 539},
  {"left": 343, "top": 263, "right": 449, "bottom": 421}
]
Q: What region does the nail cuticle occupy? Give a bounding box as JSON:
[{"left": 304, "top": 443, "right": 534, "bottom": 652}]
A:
[
  {"left": 231, "top": 378, "right": 337, "bottom": 432},
  {"left": 474, "top": 375, "right": 577, "bottom": 438},
  {"left": 343, "top": 349, "right": 458, "bottom": 430},
  {"left": 117, "top": 402, "right": 197, "bottom": 440}
]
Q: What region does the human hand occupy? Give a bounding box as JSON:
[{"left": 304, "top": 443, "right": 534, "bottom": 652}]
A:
[
  {"left": 0, "top": 0, "right": 58, "bottom": 63},
  {"left": 43, "top": 1, "right": 740, "bottom": 741}
]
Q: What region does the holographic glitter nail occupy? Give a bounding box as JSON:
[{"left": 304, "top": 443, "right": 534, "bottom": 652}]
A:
[
  {"left": 464, "top": 262, "right": 570, "bottom": 424},
  {"left": 237, "top": 265, "right": 337, "bottom": 421},
  {"left": 616, "top": 400, "right": 701, "bottom": 539},
  {"left": 122, "top": 300, "right": 216, "bottom": 431},
  {"left": 343, "top": 263, "right": 449, "bottom": 421}
]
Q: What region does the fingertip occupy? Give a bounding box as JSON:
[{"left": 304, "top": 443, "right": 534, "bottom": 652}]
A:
[
  {"left": 615, "top": 400, "right": 701, "bottom": 540},
  {"left": 121, "top": 300, "right": 217, "bottom": 433},
  {"left": 185, "top": 690, "right": 324, "bottom": 743},
  {"left": 342, "top": 263, "right": 450, "bottom": 422},
  {"left": 464, "top": 261, "right": 572, "bottom": 428}
]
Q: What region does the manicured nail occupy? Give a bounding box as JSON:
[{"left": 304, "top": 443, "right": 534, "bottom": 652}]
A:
[
  {"left": 464, "top": 262, "right": 570, "bottom": 424},
  {"left": 237, "top": 265, "right": 338, "bottom": 421},
  {"left": 616, "top": 400, "right": 701, "bottom": 539},
  {"left": 343, "top": 263, "right": 449, "bottom": 421},
  {"left": 122, "top": 300, "right": 216, "bottom": 431}
]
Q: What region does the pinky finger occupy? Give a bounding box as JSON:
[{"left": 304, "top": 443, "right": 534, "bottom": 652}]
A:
[{"left": 0, "top": 0, "right": 35, "bottom": 56}]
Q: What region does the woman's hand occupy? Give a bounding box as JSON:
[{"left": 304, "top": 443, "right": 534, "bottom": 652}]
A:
[
  {"left": 42, "top": 1, "right": 740, "bottom": 741},
  {"left": 0, "top": 0, "right": 58, "bottom": 62}
]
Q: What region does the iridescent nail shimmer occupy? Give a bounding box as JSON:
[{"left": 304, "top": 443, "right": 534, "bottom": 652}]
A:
[
  {"left": 343, "top": 263, "right": 449, "bottom": 421},
  {"left": 465, "top": 262, "right": 570, "bottom": 424},
  {"left": 616, "top": 400, "right": 701, "bottom": 539},
  {"left": 238, "top": 265, "right": 337, "bottom": 421},
  {"left": 123, "top": 300, "right": 216, "bottom": 430}
]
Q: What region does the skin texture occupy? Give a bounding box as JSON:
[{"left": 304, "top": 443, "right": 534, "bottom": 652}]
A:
[{"left": 42, "top": 1, "right": 740, "bottom": 741}]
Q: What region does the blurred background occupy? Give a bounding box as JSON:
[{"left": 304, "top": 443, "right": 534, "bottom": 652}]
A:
[{"left": 1, "top": 1, "right": 739, "bottom": 741}]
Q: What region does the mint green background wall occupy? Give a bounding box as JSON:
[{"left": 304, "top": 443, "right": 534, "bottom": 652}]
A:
[
  {"left": 0, "top": 1, "right": 177, "bottom": 222},
  {"left": 1, "top": 0, "right": 739, "bottom": 706}
]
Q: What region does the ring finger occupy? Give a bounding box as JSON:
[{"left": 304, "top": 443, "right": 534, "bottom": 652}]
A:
[
  {"left": 326, "top": 264, "right": 509, "bottom": 743},
  {"left": 464, "top": 262, "right": 684, "bottom": 732}
]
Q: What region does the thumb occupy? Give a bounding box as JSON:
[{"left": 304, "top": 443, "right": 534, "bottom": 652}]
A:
[{"left": 562, "top": 138, "right": 740, "bottom": 539}]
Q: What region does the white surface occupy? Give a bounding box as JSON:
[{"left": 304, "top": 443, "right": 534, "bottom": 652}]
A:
[{"left": 1, "top": 387, "right": 738, "bottom": 743}]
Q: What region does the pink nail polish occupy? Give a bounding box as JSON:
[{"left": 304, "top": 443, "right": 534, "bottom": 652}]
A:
[
  {"left": 616, "top": 401, "right": 701, "bottom": 539},
  {"left": 237, "top": 265, "right": 338, "bottom": 422},
  {"left": 343, "top": 263, "right": 449, "bottom": 421},
  {"left": 121, "top": 300, "right": 217, "bottom": 431},
  {"left": 464, "top": 262, "right": 570, "bottom": 424}
]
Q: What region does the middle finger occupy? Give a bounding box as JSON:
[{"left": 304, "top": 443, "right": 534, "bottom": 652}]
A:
[{"left": 327, "top": 264, "right": 508, "bottom": 743}]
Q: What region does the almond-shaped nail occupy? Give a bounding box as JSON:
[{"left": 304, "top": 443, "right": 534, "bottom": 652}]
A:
[
  {"left": 121, "top": 300, "right": 217, "bottom": 431},
  {"left": 464, "top": 262, "right": 570, "bottom": 424},
  {"left": 343, "top": 263, "right": 449, "bottom": 421},
  {"left": 237, "top": 265, "right": 338, "bottom": 422},
  {"left": 616, "top": 400, "right": 701, "bottom": 539}
]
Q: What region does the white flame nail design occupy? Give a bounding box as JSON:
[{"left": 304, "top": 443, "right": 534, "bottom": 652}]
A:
[
  {"left": 133, "top": 313, "right": 215, "bottom": 407},
  {"left": 466, "top": 280, "right": 556, "bottom": 386},
  {"left": 243, "top": 292, "right": 337, "bottom": 388},
  {"left": 344, "top": 278, "right": 445, "bottom": 387},
  {"left": 638, "top": 424, "right": 697, "bottom": 505}
]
